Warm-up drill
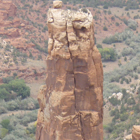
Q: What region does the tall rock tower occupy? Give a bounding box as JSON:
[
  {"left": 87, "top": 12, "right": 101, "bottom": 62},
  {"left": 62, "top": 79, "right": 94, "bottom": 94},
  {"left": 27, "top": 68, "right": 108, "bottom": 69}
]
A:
[{"left": 36, "top": 1, "right": 103, "bottom": 140}]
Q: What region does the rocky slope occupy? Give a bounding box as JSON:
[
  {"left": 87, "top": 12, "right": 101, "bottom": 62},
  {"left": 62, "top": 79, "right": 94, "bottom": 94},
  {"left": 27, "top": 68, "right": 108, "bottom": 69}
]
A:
[{"left": 36, "top": 1, "right": 103, "bottom": 140}]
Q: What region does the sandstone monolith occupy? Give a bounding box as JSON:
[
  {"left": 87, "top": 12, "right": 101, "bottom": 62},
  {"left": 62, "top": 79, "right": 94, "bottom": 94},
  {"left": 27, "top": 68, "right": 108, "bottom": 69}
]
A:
[{"left": 36, "top": 1, "right": 103, "bottom": 140}]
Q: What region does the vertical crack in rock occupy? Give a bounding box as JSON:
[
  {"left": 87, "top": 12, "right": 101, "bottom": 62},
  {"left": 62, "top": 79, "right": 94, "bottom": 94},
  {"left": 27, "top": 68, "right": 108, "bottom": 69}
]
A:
[
  {"left": 36, "top": 1, "right": 103, "bottom": 140},
  {"left": 38, "top": 127, "right": 43, "bottom": 140},
  {"left": 79, "top": 112, "right": 86, "bottom": 140}
]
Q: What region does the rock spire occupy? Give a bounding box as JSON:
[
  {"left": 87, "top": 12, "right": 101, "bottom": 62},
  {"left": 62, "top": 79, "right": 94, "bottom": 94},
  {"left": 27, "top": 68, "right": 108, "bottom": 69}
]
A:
[{"left": 36, "top": 1, "right": 103, "bottom": 140}]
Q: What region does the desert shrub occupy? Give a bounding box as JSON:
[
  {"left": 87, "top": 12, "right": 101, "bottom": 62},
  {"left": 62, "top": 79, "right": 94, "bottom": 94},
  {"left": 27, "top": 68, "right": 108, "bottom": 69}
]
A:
[
  {"left": 111, "top": 16, "right": 115, "bottom": 21},
  {"left": 2, "top": 134, "right": 16, "bottom": 140},
  {"left": 122, "top": 48, "right": 134, "bottom": 56},
  {"left": 137, "top": 66, "right": 140, "bottom": 73},
  {"left": 81, "top": 8, "right": 88, "bottom": 13},
  {"left": 13, "top": 73, "right": 17, "bottom": 77},
  {"left": 103, "top": 82, "right": 121, "bottom": 97},
  {"left": 115, "top": 22, "right": 120, "bottom": 26},
  {"left": 103, "top": 5, "right": 108, "bottom": 9},
  {"left": 134, "top": 15, "right": 140, "bottom": 19},
  {"left": 0, "top": 97, "right": 39, "bottom": 111},
  {"left": 124, "top": 56, "right": 127, "bottom": 61},
  {"left": 127, "top": 97, "right": 135, "bottom": 105},
  {"left": 134, "top": 74, "right": 138, "bottom": 79},
  {"left": 122, "top": 18, "right": 128, "bottom": 25},
  {"left": 7, "top": 100, "right": 19, "bottom": 111},
  {"left": 103, "top": 26, "right": 108, "bottom": 31},
  {"left": 2, "top": 79, "right": 30, "bottom": 99},
  {"left": 109, "top": 97, "right": 120, "bottom": 106},
  {"left": 0, "top": 88, "right": 10, "bottom": 100},
  {"left": 110, "top": 108, "right": 119, "bottom": 117},
  {"left": 19, "top": 98, "right": 39, "bottom": 110},
  {"left": 26, "top": 125, "right": 36, "bottom": 135},
  {"left": 0, "top": 128, "right": 8, "bottom": 139},
  {"left": 42, "top": 26, "right": 48, "bottom": 32},
  {"left": 96, "top": 44, "right": 102, "bottom": 48},
  {"left": 2, "top": 76, "right": 14, "bottom": 83},
  {"left": 42, "top": 13, "right": 46, "bottom": 19},
  {"left": 105, "top": 122, "right": 115, "bottom": 133},
  {"left": 134, "top": 104, "right": 140, "bottom": 113},
  {"left": 122, "top": 88, "right": 128, "bottom": 97},
  {"left": 21, "top": 116, "right": 31, "bottom": 126},
  {"left": 0, "top": 106, "right": 7, "bottom": 114},
  {"left": 120, "top": 113, "right": 129, "bottom": 121},
  {"left": 1, "top": 119, "right": 10, "bottom": 129},
  {"left": 11, "top": 125, "right": 31, "bottom": 139},
  {"left": 103, "top": 29, "right": 134, "bottom": 44},
  {"left": 125, "top": 7, "right": 129, "bottom": 11},
  {"left": 99, "top": 48, "right": 117, "bottom": 61},
  {"left": 128, "top": 19, "right": 138, "bottom": 30},
  {"left": 34, "top": 43, "right": 48, "bottom": 53}
]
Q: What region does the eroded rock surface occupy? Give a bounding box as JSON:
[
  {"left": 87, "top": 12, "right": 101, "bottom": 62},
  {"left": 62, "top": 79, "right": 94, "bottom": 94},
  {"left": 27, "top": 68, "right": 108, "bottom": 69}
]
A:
[
  {"left": 132, "top": 125, "right": 140, "bottom": 140},
  {"left": 36, "top": 1, "right": 103, "bottom": 140}
]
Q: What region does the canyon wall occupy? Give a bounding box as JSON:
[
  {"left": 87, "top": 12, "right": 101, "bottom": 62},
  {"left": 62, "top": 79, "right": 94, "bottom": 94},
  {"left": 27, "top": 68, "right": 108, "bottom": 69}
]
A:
[{"left": 36, "top": 1, "right": 103, "bottom": 140}]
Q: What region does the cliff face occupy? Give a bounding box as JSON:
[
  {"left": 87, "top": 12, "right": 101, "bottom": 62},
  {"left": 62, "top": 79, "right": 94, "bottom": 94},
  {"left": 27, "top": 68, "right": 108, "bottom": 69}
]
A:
[
  {"left": 132, "top": 126, "right": 140, "bottom": 140},
  {"left": 36, "top": 1, "right": 103, "bottom": 140}
]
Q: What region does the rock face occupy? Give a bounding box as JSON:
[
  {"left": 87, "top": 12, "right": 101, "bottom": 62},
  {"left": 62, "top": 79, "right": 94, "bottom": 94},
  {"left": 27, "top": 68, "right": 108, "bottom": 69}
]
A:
[
  {"left": 0, "top": 0, "right": 17, "bottom": 20},
  {"left": 132, "top": 126, "right": 140, "bottom": 140},
  {"left": 36, "top": 1, "right": 103, "bottom": 140}
]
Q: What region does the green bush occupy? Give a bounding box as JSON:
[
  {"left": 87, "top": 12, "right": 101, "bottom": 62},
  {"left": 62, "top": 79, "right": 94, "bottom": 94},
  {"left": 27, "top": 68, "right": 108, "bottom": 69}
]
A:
[
  {"left": 42, "top": 26, "right": 48, "bottom": 32},
  {"left": 2, "top": 76, "right": 14, "bottom": 83},
  {"left": 0, "top": 88, "right": 10, "bottom": 100},
  {"left": 7, "top": 100, "right": 19, "bottom": 111},
  {"left": 0, "top": 106, "right": 7, "bottom": 114},
  {"left": 2, "top": 134, "right": 16, "bottom": 140},
  {"left": 99, "top": 48, "right": 117, "bottom": 61},
  {"left": 104, "top": 122, "right": 115, "bottom": 133},
  {"left": 128, "top": 19, "right": 138, "bottom": 30},
  {"left": 96, "top": 44, "right": 102, "bottom": 48},
  {"left": 120, "top": 113, "right": 129, "bottom": 121},
  {"left": 103, "top": 29, "right": 134, "bottom": 44},
  {"left": 1, "top": 119, "right": 10, "bottom": 129},
  {"left": 134, "top": 104, "right": 140, "bottom": 113},
  {"left": 0, "top": 128, "right": 8, "bottom": 139},
  {"left": 8, "top": 79, "right": 30, "bottom": 98},
  {"left": 110, "top": 108, "right": 119, "bottom": 117},
  {"left": 127, "top": 97, "right": 135, "bottom": 105},
  {"left": 115, "top": 22, "right": 120, "bottom": 26},
  {"left": 103, "top": 5, "right": 108, "bottom": 9},
  {"left": 103, "top": 26, "right": 108, "bottom": 31},
  {"left": 109, "top": 97, "right": 120, "bottom": 106},
  {"left": 111, "top": 16, "right": 115, "bottom": 21},
  {"left": 0, "top": 79, "right": 30, "bottom": 100}
]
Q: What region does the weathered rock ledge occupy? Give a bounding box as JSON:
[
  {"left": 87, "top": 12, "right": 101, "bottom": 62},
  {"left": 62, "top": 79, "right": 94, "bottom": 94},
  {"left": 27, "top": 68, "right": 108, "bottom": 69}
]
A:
[{"left": 36, "top": 1, "right": 103, "bottom": 140}]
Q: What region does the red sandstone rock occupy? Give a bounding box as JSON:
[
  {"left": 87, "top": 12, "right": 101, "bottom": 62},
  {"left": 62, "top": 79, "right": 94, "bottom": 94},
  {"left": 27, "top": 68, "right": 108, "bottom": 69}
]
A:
[
  {"left": 36, "top": 1, "right": 103, "bottom": 140},
  {"left": 132, "top": 125, "right": 140, "bottom": 140},
  {"left": 0, "top": 0, "right": 16, "bottom": 20}
]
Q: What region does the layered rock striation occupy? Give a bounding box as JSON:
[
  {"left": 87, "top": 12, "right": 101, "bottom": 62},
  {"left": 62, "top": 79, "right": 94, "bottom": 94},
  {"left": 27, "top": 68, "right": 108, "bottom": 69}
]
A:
[
  {"left": 132, "top": 125, "right": 140, "bottom": 140},
  {"left": 36, "top": 1, "right": 103, "bottom": 140}
]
